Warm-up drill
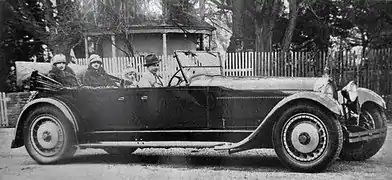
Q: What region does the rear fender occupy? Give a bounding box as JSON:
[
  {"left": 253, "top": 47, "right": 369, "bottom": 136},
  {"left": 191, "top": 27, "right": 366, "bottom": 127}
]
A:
[
  {"left": 215, "top": 91, "right": 342, "bottom": 151},
  {"left": 11, "top": 98, "right": 79, "bottom": 148},
  {"left": 357, "top": 88, "right": 386, "bottom": 109}
]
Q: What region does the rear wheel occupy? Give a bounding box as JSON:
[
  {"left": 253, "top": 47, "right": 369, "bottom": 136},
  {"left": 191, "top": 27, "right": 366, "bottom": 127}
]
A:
[
  {"left": 103, "top": 148, "right": 137, "bottom": 155},
  {"left": 273, "top": 103, "right": 343, "bottom": 172},
  {"left": 339, "top": 103, "right": 387, "bottom": 161},
  {"left": 24, "top": 106, "right": 77, "bottom": 164}
]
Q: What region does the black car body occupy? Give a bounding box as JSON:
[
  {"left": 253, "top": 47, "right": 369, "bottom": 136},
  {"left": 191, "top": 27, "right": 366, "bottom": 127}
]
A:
[{"left": 11, "top": 51, "right": 388, "bottom": 172}]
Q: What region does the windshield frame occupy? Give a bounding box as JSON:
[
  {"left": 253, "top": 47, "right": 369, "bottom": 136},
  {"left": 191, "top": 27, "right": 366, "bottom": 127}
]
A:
[{"left": 173, "top": 50, "right": 223, "bottom": 85}]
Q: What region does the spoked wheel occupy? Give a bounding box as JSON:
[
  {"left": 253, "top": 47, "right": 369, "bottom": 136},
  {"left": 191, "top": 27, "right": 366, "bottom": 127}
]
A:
[
  {"left": 273, "top": 103, "right": 343, "bottom": 172},
  {"left": 24, "top": 106, "right": 76, "bottom": 164},
  {"left": 339, "top": 103, "right": 387, "bottom": 161}
]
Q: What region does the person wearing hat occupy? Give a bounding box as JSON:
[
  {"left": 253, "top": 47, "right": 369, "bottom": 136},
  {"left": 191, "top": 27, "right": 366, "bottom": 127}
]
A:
[
  {"left": 138, "top": 54, "right": 165, "bottom": 87},
  {"left": 122, "top": 66, "right": 138, "bottom": 88},
  {"left": 48, "top": 54, "right": 80, "bottom": 87},
  {"left": 82, "top": 54, "right": 116, "bottom": 87}
]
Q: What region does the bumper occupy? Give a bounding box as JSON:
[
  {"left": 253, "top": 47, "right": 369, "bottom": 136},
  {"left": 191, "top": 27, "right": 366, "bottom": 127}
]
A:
[{"left": 348, "top": 127, "right": 387, "bottom": 143}]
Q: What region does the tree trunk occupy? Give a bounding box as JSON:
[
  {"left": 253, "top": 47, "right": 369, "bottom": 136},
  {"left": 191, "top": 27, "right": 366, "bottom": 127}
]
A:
[
  {"left": 254, "top": 0, "right": 281, "bottom": 76},
  {"left": 199, "top": 0, "right": 205, "bottom": 21},
  {"left": 227, "top": 0, "right": 244, "bottom": 52},
  {"left": 282, "top": 0, "right": 299, "bottom": 52}
]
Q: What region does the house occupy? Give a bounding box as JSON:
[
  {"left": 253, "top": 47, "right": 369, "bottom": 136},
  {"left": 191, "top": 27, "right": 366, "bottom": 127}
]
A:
[{"left": 73, "top": 2, "right": 215, "bottom": 60}]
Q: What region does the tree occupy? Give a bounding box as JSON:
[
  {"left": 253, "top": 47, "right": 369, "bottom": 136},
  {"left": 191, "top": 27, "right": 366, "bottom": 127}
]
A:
[
  {"left": 47, "top": 0, "right": 86, "bottom": 62},
  {"left": 282, "top": 0, "right": 300, "bottom": 52},
  {"left": 0, "top": 0, "right": 14, "bottom": 92}
]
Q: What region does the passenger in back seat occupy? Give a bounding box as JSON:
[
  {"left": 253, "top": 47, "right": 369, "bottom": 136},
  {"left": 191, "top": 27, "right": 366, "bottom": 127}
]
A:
[{"left": 48, "top": 54, "right": 81, "bottom": 87}]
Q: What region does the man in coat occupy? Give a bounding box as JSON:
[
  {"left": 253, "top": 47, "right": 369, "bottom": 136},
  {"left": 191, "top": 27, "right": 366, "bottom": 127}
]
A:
[
  {"left": 48, "top": 54, "right": 80, "bottom": 87},
  {"left": 138, "top": 54, "right": 165, "bottom": 87},
  {"left": 82, "top": 54, "right": 116, "bottom": 87}
]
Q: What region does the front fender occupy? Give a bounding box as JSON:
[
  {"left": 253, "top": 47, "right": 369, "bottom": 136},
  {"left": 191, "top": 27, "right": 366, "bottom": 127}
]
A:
[
  {"left": 357, "top": 88, "right": 386, "bottom": 109},
  {"left": 11, "top": 97, "right": 79, "bottom": 148},
  {"left": 215, "top": 91, "right": 342, "bottom": 151}
]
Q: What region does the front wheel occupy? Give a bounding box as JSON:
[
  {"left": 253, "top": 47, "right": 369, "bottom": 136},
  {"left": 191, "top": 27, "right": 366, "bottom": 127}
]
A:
[
  {"left": 339, "top": 104, "right": 387, "bottom": 161},
  {"left": 273, "top": 103, "right": 343, "bottom": 172},
  {"left": 24, "top": 106, "right": 77, "bottom": 164}
]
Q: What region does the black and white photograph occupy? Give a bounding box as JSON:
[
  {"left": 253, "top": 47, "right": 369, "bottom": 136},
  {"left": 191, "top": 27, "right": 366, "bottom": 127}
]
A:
[{"left": 1, "top": 0, "right": 392, "bottom": 179}]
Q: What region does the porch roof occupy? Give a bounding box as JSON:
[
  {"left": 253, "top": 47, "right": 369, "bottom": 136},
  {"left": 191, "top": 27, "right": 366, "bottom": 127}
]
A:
[
  {"left": 84, "top": 25, "right": 214, "bottom": 36},
  {"left": 84, "top": 15, "right": 216, "bottom": 36}
]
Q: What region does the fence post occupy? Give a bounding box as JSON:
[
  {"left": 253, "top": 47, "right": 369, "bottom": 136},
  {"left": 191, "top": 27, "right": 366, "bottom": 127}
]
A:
[
  {"left": 0, "top": 92, "right": 3, "bottom": 127},
  {"left": 0, "top": 92, "right": 8, "bottom": 127},
  {"left": 3, "top": 92, "right": 8, "bottom": 127}
]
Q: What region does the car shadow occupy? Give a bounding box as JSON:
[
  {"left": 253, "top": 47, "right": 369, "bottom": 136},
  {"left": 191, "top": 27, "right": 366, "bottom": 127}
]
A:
[{"left": 59, "top": 151, "right": 287, "bottom": 171}]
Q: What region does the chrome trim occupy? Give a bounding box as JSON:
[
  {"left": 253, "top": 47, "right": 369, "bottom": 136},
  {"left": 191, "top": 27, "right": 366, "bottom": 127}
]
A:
[
  {"left": 79, "top": 141, "right": 231, "bottom": 148},
  {"left": 88, "top": 129, "right": 254, "bottom": 134},
  {"left": 217, "top": 96, "right": 286, "bottom": 100}
]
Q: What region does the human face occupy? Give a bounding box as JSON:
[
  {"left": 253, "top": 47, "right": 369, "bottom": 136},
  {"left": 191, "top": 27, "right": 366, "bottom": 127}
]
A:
[
  {"left": 91, "top": 62, "right": 101, "bottom": 70},
  {"left": 55, "top": 62, "right": 66, "bottom": 71},
  {"left": 125, "top": 72, "right": 136, "bottom": 81},
  {"left": 147, "top": 63, "right": 159, "bottom": 74}
]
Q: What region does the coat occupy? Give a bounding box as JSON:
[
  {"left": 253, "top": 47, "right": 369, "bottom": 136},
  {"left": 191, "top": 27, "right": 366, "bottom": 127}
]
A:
[
  {"left": 138, "top": 71, "right": 165, "bottom": 87},
  {"left": 48, "top": 66, "right": 80, "bottom": 87},
  {"left": 82, "top": 65, "right": 116, "bottom": 87}
]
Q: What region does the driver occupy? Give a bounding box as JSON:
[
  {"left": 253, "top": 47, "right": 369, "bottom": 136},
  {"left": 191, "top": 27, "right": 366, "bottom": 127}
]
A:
[{"left": 138, "top": 54, "right": 165, "bottom": 87}]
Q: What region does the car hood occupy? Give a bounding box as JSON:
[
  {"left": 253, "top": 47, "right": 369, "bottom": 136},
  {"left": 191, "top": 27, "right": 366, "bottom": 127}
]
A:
[{"left": 189, "top": 75, "right": 329, "bottom": 91}]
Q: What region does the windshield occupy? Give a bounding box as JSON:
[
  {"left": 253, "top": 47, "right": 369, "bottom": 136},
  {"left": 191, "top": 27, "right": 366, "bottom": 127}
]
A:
[{"left": 174, "top": 51, "right": 223, "bottom": 83}]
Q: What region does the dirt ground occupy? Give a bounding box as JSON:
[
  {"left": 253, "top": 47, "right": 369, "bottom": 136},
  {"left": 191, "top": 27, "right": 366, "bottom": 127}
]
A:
[{"left": 1, "top": 125, "right": 392, "bottom": 180}]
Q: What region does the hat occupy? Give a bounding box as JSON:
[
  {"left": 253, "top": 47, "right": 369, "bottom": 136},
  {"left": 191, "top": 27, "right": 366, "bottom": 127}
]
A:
[
  {"left": 143, "top": 54, "right": 161, "bottom": 67},
  {"left": 122, "top": 67, "right": 137, "bottom": 79},
  {"left": 88, "top": 54, "right": 102, "bottom": 64},
  {"left": 51, "top": 54, "right": 66, "bottom": 65}
]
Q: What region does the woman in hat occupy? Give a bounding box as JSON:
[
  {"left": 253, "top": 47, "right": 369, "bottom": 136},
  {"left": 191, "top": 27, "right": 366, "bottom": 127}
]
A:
[
  {"left": 48, "top": 54, "right": 80, "bottom": 87},
  {"left": 122, "top": 67, "right": 138, "bottom": 88},
  {"left": 82, "top": 54, "right": 116, "bottom": 87},
  {"left": 138, "top": 54, "right": 165, "bottom": 87}
]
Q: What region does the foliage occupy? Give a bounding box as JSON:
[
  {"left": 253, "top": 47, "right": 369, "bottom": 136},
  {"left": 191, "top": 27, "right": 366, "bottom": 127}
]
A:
[{"left": 1, "top": 0, "right": 86, "bottom": 92}]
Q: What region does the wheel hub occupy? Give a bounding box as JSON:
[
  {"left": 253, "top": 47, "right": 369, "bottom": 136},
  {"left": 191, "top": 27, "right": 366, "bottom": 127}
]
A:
[
  {"left": 42, "top": 131, "right": 52, "bottom": 142},
  {"left": 298, "top": 132, "right": 311, "bottom": 145},
  {"left": 36, "top": 121, "right": 60, "bottom": 149},
  {"left": 290, "top": 122, "right": 320, "bottom": 154}
]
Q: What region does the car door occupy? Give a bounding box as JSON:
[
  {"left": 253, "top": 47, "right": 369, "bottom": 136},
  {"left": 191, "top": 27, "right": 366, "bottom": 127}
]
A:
[
  {"left": 73, "top": 88, "right": 131, "bottom": 131},
  {"left": 134, "top": 87, "right": 209, "bottom": 130}
]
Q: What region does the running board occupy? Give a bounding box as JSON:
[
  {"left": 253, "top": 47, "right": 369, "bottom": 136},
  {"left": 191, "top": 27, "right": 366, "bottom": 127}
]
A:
[
  {"left": 79, "top": 141, "right": 233, "bottom": 149},
  {"left": 348, "top": 127, "right": 387, "bottom": 143}
]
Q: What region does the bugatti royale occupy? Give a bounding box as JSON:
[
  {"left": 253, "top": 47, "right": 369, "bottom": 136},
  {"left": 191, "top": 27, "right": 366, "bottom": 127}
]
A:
[{"left": 11, "top": 51, "right": 388, "bottom": 172}]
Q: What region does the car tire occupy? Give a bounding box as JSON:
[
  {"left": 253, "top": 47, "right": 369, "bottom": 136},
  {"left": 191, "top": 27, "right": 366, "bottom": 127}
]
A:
[
  {"left": 24, "top": 106, "right": 77, "bottom": 164},
  {"left": 339, "top": 104, "right": 387, "bottom": 161},
  {"left": 103, "top": 148, "right": 137, "bottom": 155},
  {"left": 272, "top": 103, "right": 343, "bottom": 172}
]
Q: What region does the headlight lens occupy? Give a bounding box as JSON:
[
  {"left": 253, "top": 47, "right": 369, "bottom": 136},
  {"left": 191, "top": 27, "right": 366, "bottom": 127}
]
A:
[{"left": 342, "top": 81, "right": 358, "bottom": 102}]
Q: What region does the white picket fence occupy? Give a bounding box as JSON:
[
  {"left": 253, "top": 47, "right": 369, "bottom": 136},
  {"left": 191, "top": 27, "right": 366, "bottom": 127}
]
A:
[
  {"left": 76, "top": 52, "right": 256, "bottom": 81},
  {"left": 0, "top": 92, "right": 8, "bottom": 127},
  {"left": 77, "top": 56, "right": 180, "bottom": 82}
]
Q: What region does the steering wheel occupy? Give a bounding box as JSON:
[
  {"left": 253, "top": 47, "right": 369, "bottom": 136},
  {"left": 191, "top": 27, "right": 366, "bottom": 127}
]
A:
[{"left": 168, "top": 69, "right": 185, "bottom": 87}]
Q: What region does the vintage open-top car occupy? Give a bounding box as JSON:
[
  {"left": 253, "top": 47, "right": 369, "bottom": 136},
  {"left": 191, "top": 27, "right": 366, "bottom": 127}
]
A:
[{"left": 11, "top": 51, "right": 387, "bottom": 172}]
